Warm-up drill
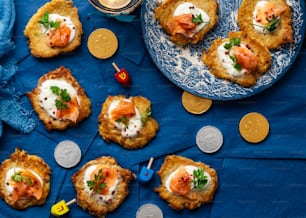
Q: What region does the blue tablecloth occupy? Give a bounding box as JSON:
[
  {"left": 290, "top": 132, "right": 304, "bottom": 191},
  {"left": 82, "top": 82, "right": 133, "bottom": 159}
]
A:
[{"left": 1, "top": 0, "right": 306, "bottom": 217}]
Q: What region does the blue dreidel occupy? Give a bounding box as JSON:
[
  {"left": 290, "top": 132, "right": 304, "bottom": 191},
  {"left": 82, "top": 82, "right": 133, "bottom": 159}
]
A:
[{"left": 138, "top": 157, "right": 154, "bottom": 184}]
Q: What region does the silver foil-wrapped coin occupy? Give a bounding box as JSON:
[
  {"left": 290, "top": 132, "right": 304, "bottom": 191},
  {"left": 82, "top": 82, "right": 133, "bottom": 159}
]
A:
[
  {"left": 136, "top": 203, "right": 163, "bottom": 218},
  {"left": 196, "top": 126, "right": 223, "bottom": 153},
  {"left": 54, "top": 140, "right": 81, "bottom": 168}
]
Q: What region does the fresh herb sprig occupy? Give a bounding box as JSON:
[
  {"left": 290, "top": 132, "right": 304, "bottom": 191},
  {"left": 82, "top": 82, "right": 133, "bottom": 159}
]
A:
[
  {"left": 224, "top": 38, "right": 241, "bottom": 50},
  {"left": 86, "top": 169, "right": 106, "bottom": 194},
  {"left": 229, "top": 56, "right": 242, "bottom": 71},
  {"left": 116, "top": 115, "right": 130, "bottom": 128},
  {"left": 50, "top": 86, "right": 71, "bottom": 110},
  {"left": 192, "top": 14, "right": 203, "bottom": 24},
  {"left": 223, "top": 38, "right": 243, "bottom": 71},
  {"left": 141, "top": 109, "right": 152, "bottom": 124},
  {"left": 192, "top": 168, "right": 208, "bottom": 190},
  {"left": 265, "top": 15, "right": 280, "bottom": 32},
  {"left": 39, "top": 12, "right": 60, "bottom": 29},
  {"left": 11, "top": 170, "right": 32, "bottom": 185}
]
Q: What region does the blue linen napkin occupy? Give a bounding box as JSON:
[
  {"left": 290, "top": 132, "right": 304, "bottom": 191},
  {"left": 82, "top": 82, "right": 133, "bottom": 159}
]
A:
[
  {"left": 210, "top": 158, "right": 306, "bottom": 218},
  {"left": 0, "top": 0, "right": 35, "bottom": 137}
]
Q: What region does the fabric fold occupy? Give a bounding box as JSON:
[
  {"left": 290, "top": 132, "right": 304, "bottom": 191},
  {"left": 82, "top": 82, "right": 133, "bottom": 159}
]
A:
[{"left": 0, "top": 0, "right": 35, "bottom": 136}]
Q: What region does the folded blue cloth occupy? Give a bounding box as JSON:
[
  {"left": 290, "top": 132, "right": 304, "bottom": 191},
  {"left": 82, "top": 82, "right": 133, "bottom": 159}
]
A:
[
  {"left": 0, "top": 0, "right": 35, "bottom": 137},
  {"left": 0, "top": 0, "right": 15, "bottom": 58}
]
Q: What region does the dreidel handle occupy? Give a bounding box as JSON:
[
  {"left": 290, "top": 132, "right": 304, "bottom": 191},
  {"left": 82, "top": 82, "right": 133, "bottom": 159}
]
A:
[
  {"left": 112, "top": 62, "right": 120, "bottom": 72},
  {"left": 66, "top": 198, "right": 76, "bottom": 206},
  {"left": 147, "top": 157, "right": 154, "bottom": 169}
]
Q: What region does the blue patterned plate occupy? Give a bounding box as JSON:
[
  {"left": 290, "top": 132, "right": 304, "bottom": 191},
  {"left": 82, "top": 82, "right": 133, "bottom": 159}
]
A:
[{"left": 141, "top": 0, "right": 305, "bottom": 100}]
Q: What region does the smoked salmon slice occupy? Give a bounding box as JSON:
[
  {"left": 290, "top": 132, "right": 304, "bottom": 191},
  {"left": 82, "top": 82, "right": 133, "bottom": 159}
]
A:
[
  {"left": 46, "top": 22, "right": 71, "bottom": 47},
  {"left": 56, "top": 95, "right": 80, "bottom": 123},
  {"left": 167, "top": 14, "right": 196, "bottom": 36},
  {"left": 90, "top": 166, "right": 118, "bottom": 195},
  {"left": 10, "top": 170, "right": 43, "bottom": 203},
  {"left": 169, "top": 167, "right": 192, "bottom": 196},
  {"left": 254, "top": 2, "right": 286, "bottom": 25},
  {"left": 231, "top": 45, "right": 258, "bottom": 71},
  {"left": 110, "top": 100, "right": 136, "bottom": 122}
]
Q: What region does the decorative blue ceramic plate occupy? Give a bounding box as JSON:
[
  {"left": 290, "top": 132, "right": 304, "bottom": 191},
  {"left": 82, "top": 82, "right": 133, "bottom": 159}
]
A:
[
  {"left": 141, "top": 0, "right": 305, "bottom": 100},
  {"left": 89, "top": 0, "right": 142, "bottom": 15}
]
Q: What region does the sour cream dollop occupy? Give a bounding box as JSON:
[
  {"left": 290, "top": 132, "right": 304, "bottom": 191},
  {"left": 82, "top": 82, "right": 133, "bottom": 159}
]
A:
[
  {"left": 165, "top": 165, "right": 211, "bottom": 193},
  {"left": 108, "top": 99, "right": 143, "bottom": 138},
  {"left": 217, "top": 42, "right": 250, "bottom": 77},
  {"left": 252, "top": 0, "right": 281, "bottom": 33},
  {"left": 38, "top": 79, "right": 79, "bottom": 119},
  {"left": 173, "top": 2, "right": 210, "bottom": 34},
  {"left": 5, "top": 167, "right": 43, "bottom": 194},
  {"left": 83, "top": 165, "right": 119, "bottom": 204},
  {"left": 41, "top": 13, "right": 76, "bottom": 43}
]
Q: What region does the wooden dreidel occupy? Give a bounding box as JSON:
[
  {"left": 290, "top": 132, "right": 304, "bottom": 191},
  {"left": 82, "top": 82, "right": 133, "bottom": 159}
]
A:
[
  {"left": 138, "top": 157, "right": 154, "bottom": 184},
  {"left": 51, "top": 198, "right": 76, "bottom": 217},
  {"left": 112, "top": 62, "right": 130, "bottom": 86}
]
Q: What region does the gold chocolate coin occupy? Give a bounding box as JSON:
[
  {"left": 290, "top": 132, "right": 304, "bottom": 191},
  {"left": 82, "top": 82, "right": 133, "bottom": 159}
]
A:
[
  {"left": 239, "top": 112, "right": 269, "bottom": 143},
  {"left": 87, "top": 28, "right": 118, "bottom": 59},
  {"left": 181, "top": 91, "right": 212, "bottom": 114}
]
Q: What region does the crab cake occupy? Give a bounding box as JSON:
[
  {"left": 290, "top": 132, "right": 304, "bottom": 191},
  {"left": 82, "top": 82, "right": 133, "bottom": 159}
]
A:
[
  {"left": 98, "top": 95, "right": 159, "bottom": 149},
  {"left": 0, "top": 148, "right": 51, "bottom": 210},
  {"left": 155, "top": 0, "right": 218, "bottom": 45},
  {"left": 154, "top": 155, "right": 218, "bottom": 210},
  {"left": 27, "top": 66, "right": 91, "bottom": 131},
  {"left": 202, "top": 31, "right": 271, "bottom": 87},
  {"left": 24, "top": 0, "right": 83, "bottom": 58},
  {"left": 71, "top": 156, "right": 135, "bottom": 217},
  {"left": 238, "top": 0, "right": 293, "bottom": 49}
]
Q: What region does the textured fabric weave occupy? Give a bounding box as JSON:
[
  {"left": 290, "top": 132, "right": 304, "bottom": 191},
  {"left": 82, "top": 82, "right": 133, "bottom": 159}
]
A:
[{"left": 0, "top": 0, "right": 35, "bottom": 137}]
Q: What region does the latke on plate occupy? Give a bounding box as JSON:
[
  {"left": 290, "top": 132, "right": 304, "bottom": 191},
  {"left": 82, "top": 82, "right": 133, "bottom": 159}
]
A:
[
  {"left": 202, "top": 31, "right": 271, "bottom": 87},
  {"left": 155, "top": 0, "right": 218, "bottom": 45},
  {"left": 238, "top": 0, "right": 293, "bottom": 49}
]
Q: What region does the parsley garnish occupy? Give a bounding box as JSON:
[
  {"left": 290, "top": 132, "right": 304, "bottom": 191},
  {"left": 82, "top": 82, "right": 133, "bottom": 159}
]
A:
[
  {"left": 192, "top": 168, "right": 208, "bottom": 190},
  {"left": 50, "top": 21, "right": 60, "bottom": 29},
  {"left": 11, "top": 170, "right": 32, "bottom": 185},
  {"left": 50, "top": 86, "right": 71, "bottom": 110},
  {"left": 192, "top": 14, "right": 203, "bottom": 24},
  {"left": 86, "top": 169, "right": 106, "bottom": 194},
  {"left": 115, "top": 115, "right": 130, "bottom": 128},
  {"left": 265, "top": 15, "right": 280, "bottom": 32},
  {"left": 230, "top": 55, "right": 242, "bottom": 71},
  {"left": 38, "top": 12, "right": 60, "bottom": 29},
  {"left": 141, "top": 109, "right": 152, "bottom": 124},
  {"left": 224, "top": 38, "right": 241, "bottom": 50},
  {"left": 38, "top": 12, "right": 49, "bottom": 28}
]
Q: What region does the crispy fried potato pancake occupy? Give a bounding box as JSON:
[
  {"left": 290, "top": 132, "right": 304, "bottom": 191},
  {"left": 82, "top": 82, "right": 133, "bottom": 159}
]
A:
[
  {"left": 202, "top": 31, "right": 271, "bottom": 87},
  {"left": 24, "top": 0, "right": 82, "bottom": 58},
  {"left": 0, "top": 148, "right": 51, "bottom": 210},
  {"left": 71, "top": 156, "right": 135, "bottom": 217},
  {"left": 154, "top": 155, "right": 218, "bottom": 210},
  {"left": 27, "top": 66, "right": 91, "bottom": 131},
  {"left": 155, "top": 0, "right": 218, "bottom": 45},
  {"left": 238, "top": 0, "right": 293, "bottom": 49},
  {"left": 98, "top": 95, "right": 159, "bottom": 149}
]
